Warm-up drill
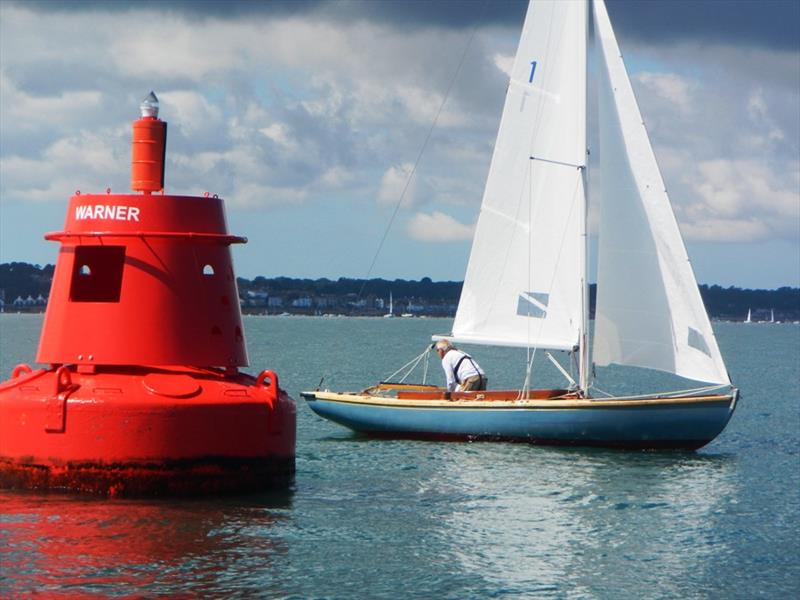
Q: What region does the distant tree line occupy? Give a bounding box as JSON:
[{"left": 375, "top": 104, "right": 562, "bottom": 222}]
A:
[
  {"left": 699, "top": 284, "right": 799, "bottom": 320},
  {"left": 237, "top": 275, "right": 463, "bottom": 305},
  {"left": 1, "top": 261, "right": 798, "bottom": 320},
  {"left": 0, "top": 262, "right": 55, "bottom": 302}
]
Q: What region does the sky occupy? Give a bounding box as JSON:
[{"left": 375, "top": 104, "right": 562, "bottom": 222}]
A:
[{"left": 1, "top": 0, "right": 798, "bottom": 289}]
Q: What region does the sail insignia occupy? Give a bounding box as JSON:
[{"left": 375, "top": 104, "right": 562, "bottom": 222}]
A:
[
  {"left": 517, "top": 292, "right": 549, "bottom": 318},
  {"left": 688, "top": 327, "right": 711, "bottom": 357}
]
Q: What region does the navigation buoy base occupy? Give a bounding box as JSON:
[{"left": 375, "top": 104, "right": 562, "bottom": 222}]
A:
[{"left": 0, "top": 365, "right": 296, "bottom": 497}]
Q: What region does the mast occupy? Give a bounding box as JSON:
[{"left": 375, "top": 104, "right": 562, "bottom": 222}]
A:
[{"left": 578, "top": 0, "right": 591, "bottom": 395}]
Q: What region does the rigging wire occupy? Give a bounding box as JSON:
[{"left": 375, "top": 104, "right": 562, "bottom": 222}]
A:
[
  {"left": 358, "top": 0, "right": 489, "bottom": 299},
  {"left": 384, "top": 344, "right": 434, "bottom": 383}
]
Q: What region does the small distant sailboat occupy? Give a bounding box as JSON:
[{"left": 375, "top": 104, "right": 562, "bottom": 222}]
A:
[
  {"left": 383, "top": 292, "right": 394, "bottom": 318},
  {"left": 744, "top": 309, "right": 752, "bottom": 323},
  {"left": 303, "top": 0, "right": 738, "bottom": 450}
]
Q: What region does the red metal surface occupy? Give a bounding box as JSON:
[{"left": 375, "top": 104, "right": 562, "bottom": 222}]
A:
[
  {"left": 131, "top": 116, "right": 166, "bottom": 193},
  {"left": 37, "top": 194, "right": 249, "bottom": 368},
  {"left": 0, "top": 365, "right": 296, "bottom": 496},
  {"left": 0, "top": 95, "right": 296, "bottom": 496}
]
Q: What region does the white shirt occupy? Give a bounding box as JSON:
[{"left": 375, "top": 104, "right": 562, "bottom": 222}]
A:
[{"left": 441, "top": 349, "right": 484, "bottom": 392}]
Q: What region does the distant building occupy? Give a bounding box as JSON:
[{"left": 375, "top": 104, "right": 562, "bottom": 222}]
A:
[
  {"left": 291, "top": 297, "right": 312, "bottom": 308},
  {"left": 314, "top": 295, "right": 337, "bottom": 309},
  {"left": 348, "top": 299, "right": 366, "bottom": 309},
  {"left": 245, "top": 290, "right": 269, "bottom": 307},
  {"left": 406, "top": 299, "right": 425, "bottom": 313}
]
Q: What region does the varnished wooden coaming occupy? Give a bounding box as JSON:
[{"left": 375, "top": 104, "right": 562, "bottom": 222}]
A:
[{"left": 304, "top": 388, "right": 736, "bottom": 410}]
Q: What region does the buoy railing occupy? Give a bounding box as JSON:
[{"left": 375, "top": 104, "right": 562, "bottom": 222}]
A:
[{"left": 45, "top": 231, "right": 247, "bottom": 244}]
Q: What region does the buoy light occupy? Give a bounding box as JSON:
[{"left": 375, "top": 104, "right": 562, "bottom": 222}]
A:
[{"left": 139, "top": 91, "right": 159, "bottom": 118}]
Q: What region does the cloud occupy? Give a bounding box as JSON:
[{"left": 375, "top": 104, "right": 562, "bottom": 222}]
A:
[
  {"left": 0, "top": 130, "right": 129, "bottom": 203},
  {"left": 622, "top": 40, "right": 800, "bottom": 247},
  {"left": 493, "top": 53, "right": 514, "bottom": 78},
  {"left": 407, "top": 211, "right": 474, "bottom": 242},
  {"left": 378, "top": 163, "right": 416, "bottom": 207},
  {"left": 162, "top": 91, "right": 224, "bottom": 137},
  {"left": 675, "top": 158, "right": 799, "bottom": 242},
  {"left": 319, "top": 166, "right": 354, "bottom": 188},
  {"left": 16, "top": 0, "right": 798, "bottom": 52},
  {"left": 259, "top": 122, "right": 299, "bottom": 152},
  {"left": 635, "top": 72, "right": 693, "bottom": 115},
  {"left": 746, "top": 88, "right": 786, "bottom": 146}
]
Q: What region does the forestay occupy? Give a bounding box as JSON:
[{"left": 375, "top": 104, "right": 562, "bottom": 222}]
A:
[
  {"left": 591, "top": 0, "right": 729, "bottom": 384},
  {"left": 451, "top": 0, "right": 587, "bottom": 351}
]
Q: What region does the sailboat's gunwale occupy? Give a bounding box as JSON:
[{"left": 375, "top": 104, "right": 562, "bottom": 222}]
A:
[{"left": 301, "top": 389, "right": 736, "bottom": 410}]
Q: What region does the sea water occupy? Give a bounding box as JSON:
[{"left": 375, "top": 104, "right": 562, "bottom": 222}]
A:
[{"left": 1, "top": 314, "right": 798, "bottom": 598}]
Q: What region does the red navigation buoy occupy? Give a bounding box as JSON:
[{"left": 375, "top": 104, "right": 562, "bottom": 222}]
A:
[{"left": 0, "top": 92, "right": 296, "bottom": 496}]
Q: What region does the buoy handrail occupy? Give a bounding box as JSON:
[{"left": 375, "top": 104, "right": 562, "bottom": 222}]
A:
[
  {"left": 256, "top": 369, "right": 280, "bottom": 406},
  {"left": 11, "top": 363, "right": 34, "bottom": 379},
  {"left": 44, "top": 231, "right": 247, "bottom": 244}
]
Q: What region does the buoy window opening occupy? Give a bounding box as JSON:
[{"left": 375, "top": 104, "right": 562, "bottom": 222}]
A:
[{"left": 69, "top": 245, "right": 126, "bottom": 303}]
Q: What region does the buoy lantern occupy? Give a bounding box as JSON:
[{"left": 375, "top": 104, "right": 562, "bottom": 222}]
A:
[{"left": 0, "top": 92, "right": 296, "bottom": 496}]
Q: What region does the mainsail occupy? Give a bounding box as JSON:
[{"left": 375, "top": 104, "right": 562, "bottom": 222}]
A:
[
  {"left": 451, "top": 0, "right": 588, "bottom": 351},
  {"left": 591, "top": 0, "right": 729, "bottom": 384}
]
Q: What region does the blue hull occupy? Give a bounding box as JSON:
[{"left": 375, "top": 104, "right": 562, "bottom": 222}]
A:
[{"left": 301, "top": 392, "right": 738, "bottom": 450}]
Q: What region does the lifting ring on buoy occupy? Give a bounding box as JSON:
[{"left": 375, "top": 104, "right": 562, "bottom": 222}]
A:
[
  {"left": 11, "top": 363, "right": 33, "bottom": 379},
  {"left": 55, "top": 365, "right": 73, "bottom": 393},
  {"left": 256, "top": 370, "right": 279, "bottom": 405}
]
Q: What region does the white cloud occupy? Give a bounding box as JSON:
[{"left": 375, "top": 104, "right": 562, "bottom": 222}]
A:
[
  {"left": 493, "top": 53, "right": 514, "bottom": 77},
  {"left": 746, "top": 87, "right": 786, "bottom": 147},
  {"left": 378, "top": 163, "right": 416, "bottom": 206},
  {"left": 622, "top": 42, "right": 800, "bottom": 248},
  {"left": 162, "top": 91, "right": 224, "bottom": 137},
  {"left": 407, "top": 211, "right": 474, "bottom": 242},
  {"left": 0, "top": 70, "right": 104, "bottom": 134},
  {"left": 232, "top": 181, "right": 308, "bottom": 208},
  {"left": 635, "top": 72, "right": 693, "bottom": 115},
  {"left": 0, "top": 130, "right": 128, "bottom": 203},
  {"left": 673, "top": 158, "right": 799, "bottom": 242},
  {"left": 319, "top": 166, "right": 354, "bottom": 188},
  {"left": 259, "top": 122, "right": 298, "bottom": 151}
]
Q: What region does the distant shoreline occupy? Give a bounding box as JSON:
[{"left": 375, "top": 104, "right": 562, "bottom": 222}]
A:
[{"left": 1, "top": 262, "right": 798, "bottom": 321}]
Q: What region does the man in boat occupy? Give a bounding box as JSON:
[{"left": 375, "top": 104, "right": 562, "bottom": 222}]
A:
[{"left": 434, "top": 340, "right": 487, "bottom": 392}]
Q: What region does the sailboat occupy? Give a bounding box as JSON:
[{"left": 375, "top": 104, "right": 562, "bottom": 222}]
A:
[
  {"left": 302, "top": 0, "right": 738, "bottom": 449},
  {"left": 745, "top": 309, "right": 752, "bottom": 323},
  {"left": 383, "top": 292, "right": 394, "bottom": 318}
]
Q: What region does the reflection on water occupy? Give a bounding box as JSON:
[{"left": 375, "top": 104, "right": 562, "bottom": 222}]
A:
[
  {"left": 0, "top": 490, "right": 293, "bottom": 597},
  {"left": 442, "top": 446, "right": 738, "bottom": 597}
]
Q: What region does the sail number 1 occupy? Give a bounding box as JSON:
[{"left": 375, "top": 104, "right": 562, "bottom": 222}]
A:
[{"left": 529, "top": 60, "right": 537, "bottom": 83}]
